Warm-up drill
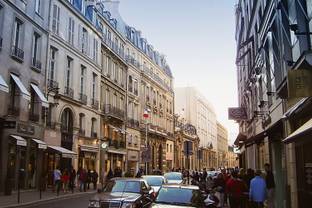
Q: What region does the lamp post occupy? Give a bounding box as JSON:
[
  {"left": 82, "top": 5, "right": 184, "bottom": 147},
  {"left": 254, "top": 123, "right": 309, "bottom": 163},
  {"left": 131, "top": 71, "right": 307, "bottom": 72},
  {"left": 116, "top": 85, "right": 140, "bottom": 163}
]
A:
[{"left": 143, "top": 109, "right": 150, "bottom": 175}]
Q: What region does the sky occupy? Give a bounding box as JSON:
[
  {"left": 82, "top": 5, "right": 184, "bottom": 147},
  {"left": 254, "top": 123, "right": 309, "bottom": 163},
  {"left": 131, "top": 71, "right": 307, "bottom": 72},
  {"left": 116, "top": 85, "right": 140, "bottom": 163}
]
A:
[{"left": 119, "top": 0, "right": 239, "bottom": 144}]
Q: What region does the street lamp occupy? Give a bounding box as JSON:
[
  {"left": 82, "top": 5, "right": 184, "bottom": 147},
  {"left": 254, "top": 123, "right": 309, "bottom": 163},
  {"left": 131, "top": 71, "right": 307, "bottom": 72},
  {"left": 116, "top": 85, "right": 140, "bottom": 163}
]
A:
[{"left": 143, "top": 108, "right": 151, "bottom": 174}]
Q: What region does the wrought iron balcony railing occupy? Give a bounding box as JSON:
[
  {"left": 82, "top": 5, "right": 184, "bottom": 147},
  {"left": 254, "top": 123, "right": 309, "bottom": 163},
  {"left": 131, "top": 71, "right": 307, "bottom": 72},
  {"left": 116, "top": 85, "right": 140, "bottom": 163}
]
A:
[
  {"left": 91, "top": 98, "right": 99, "bottom": 110},
  {"left": 91, "top": 131, "right": 97, "bottom": 138},
  {"left": 79, "top": 129, "right": 85, "bottom": 136},
  {"left": 127, "top": 118, "right": 140, "bottom": 129},
  {"left": 102, "top": 104, "right": 125, "bottom": 121},
  {"left": 79, "top": 93, "right": 87, "bottom": 105},
  {"left": 31, "top": 58, "right": 42, "bottom": 72},
  {"left": 11, "top": 45, "right": 24, "bottom": 61},
  {"left": 64, "top": 87, "right": 74, "bottom": 99},
  {"left": 47, "top": 79, "right": 59, "bottom": 92}
]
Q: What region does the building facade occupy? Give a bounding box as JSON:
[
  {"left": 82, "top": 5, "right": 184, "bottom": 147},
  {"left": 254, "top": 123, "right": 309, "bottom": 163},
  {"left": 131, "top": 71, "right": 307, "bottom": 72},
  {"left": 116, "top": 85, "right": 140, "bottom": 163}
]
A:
[
  {"left": 226, "top": 145, "right": 238, "bottom": 168},
  {"left": 217, "top": 121, "right": 228, "bottom": 168},
  {"left": 234, "top": 0, "right": 312, "bottom": 207},
  {"left": 103, "top": 0, "right": 175, "bottom": 174},
  {"left": 0, "top": 0, "right": 49, "bottom": 192},
  {"left": 175, "top": 87, "right": 217, "bottom": 169}
]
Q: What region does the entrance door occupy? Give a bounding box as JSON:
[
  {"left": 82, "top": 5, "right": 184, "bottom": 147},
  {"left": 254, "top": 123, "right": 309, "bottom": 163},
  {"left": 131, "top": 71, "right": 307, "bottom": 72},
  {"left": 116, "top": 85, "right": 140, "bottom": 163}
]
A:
[
  {"left": 296, "top": 140, "right": 312, "bottom": 207},
  {"left": 61, "top": 108, "right": 74, "bottom": 170}
]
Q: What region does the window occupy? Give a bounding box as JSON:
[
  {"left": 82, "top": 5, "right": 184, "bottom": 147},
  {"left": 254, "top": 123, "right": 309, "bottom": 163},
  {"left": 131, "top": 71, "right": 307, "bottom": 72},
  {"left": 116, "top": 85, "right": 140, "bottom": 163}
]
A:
[
  {"left": 93, "top": 38, "right": 98, "bottom": 63},
  {"left": 52, "top": 4, "right": 60, "bottom": 34},
  {"left": 115, "top": 64, "right": 119, "bottom": 83},
  {"left": 65, "top": 57, "right": 72, "bottom": 91},
  {"left": 31, "top": 32, "right": 41, "bottom": 67},
  {"left": 133, "top": 79, "right": 138, "bottom": 95},
  {"left": 35, "top": 0, "right": 41, "bottom": 14},
  {"left": 82, "top": 28, "right": 88, "bottom": 54},
  {"left": 107, "top": 57, "right": 111, "bottom": 77},
  {"left": 113, "top": 93, "right": 117, "bottom": 107},
  {"left": 112, "top": 62, "right": 116, "bottom": 80},
  {"left": 107, "top": 30, "right": 111, "bottom": 45},
  {"left": 13, "top": 18, "right": 23, "bottom": 49},
  {"left": 80, "top": 65, "right": 85, "bottom": 94},
  {"left": 68, "top": 17, "right": 75, "bottom": 45},
  {"left": 79, "top": 113, "right": 85, "bottom": 132},
  {"left": 120, "top": 97, "right": 124, "bottom": 110},
  {"left": 91, "top": 118, "right": 96, "bottom": 134},
  {"left": 49, "top": 47, "right": 57, "bottom": 81},
  {"left": 92, "top": 73, "right": 96, "bottom": 99},
  {"left": 128, "top": 75, "right": 133, "bottom": 92}
]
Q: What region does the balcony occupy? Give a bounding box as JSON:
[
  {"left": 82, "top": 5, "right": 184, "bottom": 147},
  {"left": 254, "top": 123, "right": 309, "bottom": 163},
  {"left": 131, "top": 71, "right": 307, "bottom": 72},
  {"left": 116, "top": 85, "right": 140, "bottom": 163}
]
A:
[
  {"left": 91, "top": 131, "right": 97, "bottom": 138},
  {"left": 91, "top": 98, "right": 99, "bottom": 110},
  {"left": 79, "top": 129, "right": 85, "bottom": 136},
  {"left": 11, "top": 45, "right": 24, "bottom": 62},
  {"left": 29, "top": 112, "right": 40, "bottom": 122},
  {"left": 8, "top": 106, "right": 20, "bottom": 117},
  {"left": 79, "top": 93, "right": 87, "bottom": 105},
  {"left": 64, "top": 87, "right": 74, "bottom": 99},
  {"left": 103, "top": 104, "right": 125, "bottom": 121},
  {"left": 127, "top": 118, "right": 140, "bottom": 129},
  {"left": 108, "top": 139, "right": 126, "bottom": 149},
  {"left": 0, "top": 37, "right": 2, "bottom": 51},
  {"left": 31, "top": 58, "right": 42, "bottom": 72},
  {"left": 47, "top": 79, "right": 59, "bottom": 92}
]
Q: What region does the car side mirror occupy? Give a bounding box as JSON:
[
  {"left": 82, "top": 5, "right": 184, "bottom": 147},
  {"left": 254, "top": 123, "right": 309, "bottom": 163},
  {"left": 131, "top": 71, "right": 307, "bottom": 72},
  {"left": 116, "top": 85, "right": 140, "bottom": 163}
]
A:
[{"left": 97, "top": 188, "right": 102, "bottom": 193}]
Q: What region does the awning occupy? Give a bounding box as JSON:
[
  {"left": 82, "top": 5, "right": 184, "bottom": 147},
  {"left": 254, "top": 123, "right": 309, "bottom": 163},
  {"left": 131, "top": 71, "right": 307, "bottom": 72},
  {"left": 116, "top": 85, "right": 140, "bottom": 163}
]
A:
[
  {"left": 234, "top": 133, "right": 247, "bottom": 146},
  {"left": 30, "top": 84, "right": 49, "bottom": 108},
  {"left": 107, "top": 148, "right": 127, "bottom": 155},
  {"left": 32, "top": 139, "right": 47, "bottom": 149},
  {"left": 80, "top": 144, "right": 99, "bottom": 153},
  {"left": 283, "top": 118, "right": 312, "bottom": 143},
  {"left": 48, "top": 145, "right": 77, "bottom": 158},
  {"left": 0, "top": 75, "right": 9, "bottom": 93},
  {"left": 10, "top": 135, "right": 27, "bottom": 146},
  {"left": 10, "top": 74, "right": 30, "bottom": 101},
  {"left": 282, "top": 98, "right": 309, "bottom": 118}
]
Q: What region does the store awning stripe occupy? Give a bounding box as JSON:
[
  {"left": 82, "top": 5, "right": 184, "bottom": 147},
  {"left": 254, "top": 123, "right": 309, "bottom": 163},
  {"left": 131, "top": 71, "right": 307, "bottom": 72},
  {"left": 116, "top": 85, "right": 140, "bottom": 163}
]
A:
[
  {"left": 283, "top": 118, "right": 312, "bottom": 143},
  {"left": 10, "top": 74, "right": 30, "bottom": 101},
  {"left": 30, "top": 84, "right": 49, "bottom": 108},
  {"left": 32, "top": 139, "right": 47, "bottom": 149},
  {"left": 80, "top": 144, "right": 99, "bottom": 153},
  {"left": 10, "top": 135, "right": 27, "bottom": 146},
  {"left": 0, "top": 75, "right": 9, "bottom": 93},
  {"left": 48, "top": 145, "right": 77, "bottom": 158}
]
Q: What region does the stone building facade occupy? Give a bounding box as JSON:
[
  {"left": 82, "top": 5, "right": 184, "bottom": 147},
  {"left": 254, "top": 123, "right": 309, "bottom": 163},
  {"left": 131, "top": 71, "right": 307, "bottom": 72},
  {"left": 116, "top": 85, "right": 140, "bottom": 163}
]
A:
[
  {"left": 234, "top": 0, "right": 312, "bottom": 207},
  {"left": 0, "top": 0, "right": 49, "bottom": 192},
  {"left": 217, "top": 121, "right": 228, "bottom": 168}
]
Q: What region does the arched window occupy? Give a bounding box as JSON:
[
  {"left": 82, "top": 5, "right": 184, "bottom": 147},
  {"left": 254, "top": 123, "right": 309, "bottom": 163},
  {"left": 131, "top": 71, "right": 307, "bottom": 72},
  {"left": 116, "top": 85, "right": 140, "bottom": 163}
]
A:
[
  {"left": 91, "top": 117, "right": 97, "bottom": 136},
  {"left": 79, "top": 113, "right": 85, "bottom": 134},
  {"left": 61, "top": 108, "right": 73, "bottom": 132}
]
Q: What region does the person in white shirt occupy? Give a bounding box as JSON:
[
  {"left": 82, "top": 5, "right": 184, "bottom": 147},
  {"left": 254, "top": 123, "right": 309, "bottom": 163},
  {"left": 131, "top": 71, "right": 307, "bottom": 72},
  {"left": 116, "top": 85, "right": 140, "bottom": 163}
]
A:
[{"left": 53, "top": 167, "right": 62, "bottom": 196}]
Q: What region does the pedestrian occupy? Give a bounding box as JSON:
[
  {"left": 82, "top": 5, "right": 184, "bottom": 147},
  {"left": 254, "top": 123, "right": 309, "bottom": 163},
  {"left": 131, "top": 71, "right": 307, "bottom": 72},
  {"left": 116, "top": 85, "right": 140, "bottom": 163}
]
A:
[
  {"left": 87, "top": 169, "right": 92, "bottom": 189},
  {"left": 78, "top": 168, "right": 87, "bottom": 192},
  {"left": 244, "top": 168, "right": 255, "bottom": 190},
  {"left": 61, "top": 169, "right": 69, "bottom": 193},
  {"left": 107, "top": 168, "right": 114, "bottom": 181},
  {"left": 213, "top": 173, "right": 226, "bottom": 207},
  {"left": 203, "top": 168, "right": 208, "bottom": 182},
  {"left": 53, "top": 166, "right": 62, "bottom": 196},
  {"left": 69, "top": 167, "right": 76, "bottom": 193},
  {"left": 226, "top": 171, "right": 247, "bottom": 208},
  {"left": 249, "top": 170, "right": 266, "bottom": 208},
  {"left": 264, "top": 163, "right": 275, "bottom": 208},
  {"left": 114, "top": 167, "right": 122, "bottom": 177},
  {"left": 92, "top": 169, "right": 98, "bottom": 190}
]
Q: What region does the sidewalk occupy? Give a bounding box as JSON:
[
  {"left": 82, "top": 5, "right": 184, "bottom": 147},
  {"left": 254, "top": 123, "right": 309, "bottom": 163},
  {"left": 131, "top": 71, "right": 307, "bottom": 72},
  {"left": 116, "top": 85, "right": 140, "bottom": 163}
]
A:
[{"left": 0, "top": 187, "right": 96, "bottom": 208}]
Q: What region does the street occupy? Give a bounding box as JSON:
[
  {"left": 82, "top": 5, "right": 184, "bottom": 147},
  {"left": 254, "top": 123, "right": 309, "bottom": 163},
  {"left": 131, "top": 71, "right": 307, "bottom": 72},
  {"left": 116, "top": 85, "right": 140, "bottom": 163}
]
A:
[{"left": 31, "top": 194, "right": 92, "bottom": 208}]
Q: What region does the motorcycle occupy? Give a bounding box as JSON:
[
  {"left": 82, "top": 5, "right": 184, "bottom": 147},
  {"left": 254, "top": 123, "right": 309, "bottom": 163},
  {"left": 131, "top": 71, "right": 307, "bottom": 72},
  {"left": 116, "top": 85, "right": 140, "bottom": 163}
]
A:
[{"left": 204, "top": 188, "right": 220, "bottom": 208}]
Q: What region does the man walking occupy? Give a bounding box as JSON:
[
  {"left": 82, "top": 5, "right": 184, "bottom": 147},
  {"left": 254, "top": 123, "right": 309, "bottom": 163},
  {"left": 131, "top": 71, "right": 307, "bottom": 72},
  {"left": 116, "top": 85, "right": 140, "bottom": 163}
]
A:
[
  {"left": 249, "top": 170, "right": 266, "bottom": 208},
  {"left": 53, "top": 167, "right": 62, "bottom": 196},
  {"left": 265, "top": 163, "right": 275, "bottom": 208}
]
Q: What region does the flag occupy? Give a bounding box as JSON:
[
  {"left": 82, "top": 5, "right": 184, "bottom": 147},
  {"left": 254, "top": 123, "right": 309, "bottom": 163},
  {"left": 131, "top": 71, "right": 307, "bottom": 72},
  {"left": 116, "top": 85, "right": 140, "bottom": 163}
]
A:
[{"left": 143, "top": 109, "right": 149, "bottom": 118}]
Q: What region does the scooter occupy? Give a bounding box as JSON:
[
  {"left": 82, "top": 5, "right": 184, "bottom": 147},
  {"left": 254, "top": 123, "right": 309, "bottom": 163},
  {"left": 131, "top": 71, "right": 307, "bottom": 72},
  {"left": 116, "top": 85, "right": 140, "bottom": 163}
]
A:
[{"left": 204, "top": 189, "right": 220, "bottom": 208}]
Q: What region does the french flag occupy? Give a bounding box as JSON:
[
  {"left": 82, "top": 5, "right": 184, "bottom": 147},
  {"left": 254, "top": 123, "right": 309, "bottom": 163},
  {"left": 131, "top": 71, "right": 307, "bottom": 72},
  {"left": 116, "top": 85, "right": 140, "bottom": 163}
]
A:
[{"left": 143, "top": 109, "right": 149, "bottom": 118}]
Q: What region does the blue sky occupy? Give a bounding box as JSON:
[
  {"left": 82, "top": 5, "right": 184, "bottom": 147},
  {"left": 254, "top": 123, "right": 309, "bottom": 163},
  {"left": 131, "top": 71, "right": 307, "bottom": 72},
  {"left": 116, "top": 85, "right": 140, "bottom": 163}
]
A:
[{"left": 119, "top": 0, "right": 238, "bottom": 143}]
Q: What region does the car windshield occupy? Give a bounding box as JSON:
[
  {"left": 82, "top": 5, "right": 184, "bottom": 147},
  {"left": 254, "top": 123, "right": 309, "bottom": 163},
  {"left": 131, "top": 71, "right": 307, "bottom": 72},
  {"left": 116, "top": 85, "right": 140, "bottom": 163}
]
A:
[
  {"left": 164, "top": 172, "right": 182, "bottom": 180},
  {"left": 155, "top": 187, "right": 204, "bottom": 207},
  {"left": 143, "top": 177, "right": 164, "bottom": 186},
  {"left": 103, "top": 181, "right": 141, "bottom": 193}
]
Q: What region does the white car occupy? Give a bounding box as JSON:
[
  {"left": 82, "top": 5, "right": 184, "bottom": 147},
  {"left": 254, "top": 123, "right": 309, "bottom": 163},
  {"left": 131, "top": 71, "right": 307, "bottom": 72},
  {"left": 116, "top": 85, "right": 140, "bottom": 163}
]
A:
[
  {"left": 164, "top": 172, "right": 183, "bottom": 184},
  {"left": 142, "top": 175, "right": 167, "bottom": 193}
]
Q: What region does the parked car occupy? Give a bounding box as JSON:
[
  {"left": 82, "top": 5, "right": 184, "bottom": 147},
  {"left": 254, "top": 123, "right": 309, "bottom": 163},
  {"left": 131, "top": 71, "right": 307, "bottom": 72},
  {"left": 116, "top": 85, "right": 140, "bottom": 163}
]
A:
[
  {"left": 142, "top": 175, "right": 167, "bottom": 193},
  {"left": 88, "top": 178, "right": 154, "bottom": 208},
  {"left": 151, "top": 184, "right": 205, "bottom": 207},
  {"left": 164, "top": 172, "right": 183, "bottom": 184}
]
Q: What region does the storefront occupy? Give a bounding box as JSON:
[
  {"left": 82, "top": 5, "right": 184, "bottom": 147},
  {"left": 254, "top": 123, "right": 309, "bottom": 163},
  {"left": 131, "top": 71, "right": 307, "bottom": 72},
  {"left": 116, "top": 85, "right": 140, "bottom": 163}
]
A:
[
  {"left": 106, "top": 149, "right": 126, "bottom": 174},
  {"left": 78, "top": 144, "right": 99, "bottom": 171}
]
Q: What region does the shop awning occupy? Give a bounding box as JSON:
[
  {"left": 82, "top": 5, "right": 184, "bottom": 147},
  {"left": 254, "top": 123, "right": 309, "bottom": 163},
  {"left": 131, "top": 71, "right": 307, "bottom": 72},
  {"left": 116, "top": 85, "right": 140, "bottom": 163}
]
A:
[
  {"left": 10, "top": 73, "right": 30, "bottom": 101},
  {"left": 0, "top": 75, "right": 9, "bottom": 93},
  {"left": 48, "top": 145, "right": 77, "bottom": 158},
  {"left": 107, "top": 149, "right": 127, "bottom": 155},
  {"left": 30, "top": 84, "right": 49, "bottom": 108},
  {"left": 80, "top": 144, "right": 99, "bottom": 153},
  {"left": 32, "top": 139, "right": 47, "bottom": 149},
  {"left": 10, "top": 135, "right": 27, "bottom": 146},
  {"left": 282, "top": 98, "right": 309, "bottom": 118},
  {"left": 283, "top": 118, "right": 312, "bottom": 143}
]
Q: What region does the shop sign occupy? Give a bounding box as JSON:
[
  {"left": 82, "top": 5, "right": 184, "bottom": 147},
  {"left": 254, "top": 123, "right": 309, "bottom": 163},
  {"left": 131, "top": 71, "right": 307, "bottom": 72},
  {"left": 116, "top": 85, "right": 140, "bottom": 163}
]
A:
[
  {"left": 17, "top": 123, "right": 35, "bottom": 135},
  {"left": 128, "top": 150, "right": 139, "bottom": 161},
  {"left": 101, "top": 142, "right": 108, "bottom": 149},
  {"left": 228, "top": 107, "right": 247, "bottom": 120},
  {"left": 288, "top": 69, "right": 312, "bottom": 98},
  {"left": 17, "top": 139, "right": 27, "bottom": 147},
  {"left": 38, "top": 143, "right": 47, "bottom": 149}
]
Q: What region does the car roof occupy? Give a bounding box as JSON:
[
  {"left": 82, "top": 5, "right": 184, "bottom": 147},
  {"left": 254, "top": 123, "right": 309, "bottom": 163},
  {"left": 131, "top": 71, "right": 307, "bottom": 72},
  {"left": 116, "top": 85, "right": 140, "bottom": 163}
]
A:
[
  {"left": 110, "top": 177, "right": 145, "bottom": 182},
  {"left": 142, "top": 175, "right": 165, "bottom": 178},
  {"left": 161, "top": 184, "right": 199, "bottom": 190},
  {"left": 164, "top": 172, "right": 182, "bottom": 174}
]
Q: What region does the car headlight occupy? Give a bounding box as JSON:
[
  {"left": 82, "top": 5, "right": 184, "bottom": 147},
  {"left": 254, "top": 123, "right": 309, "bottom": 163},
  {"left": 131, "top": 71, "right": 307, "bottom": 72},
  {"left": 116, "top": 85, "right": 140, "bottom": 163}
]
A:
[
  {"left": 121, "top": 202, "right": 135, "bottom": 208},
  {"left": 88, "top": 201, "right": 100, "bottom": 208}
]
